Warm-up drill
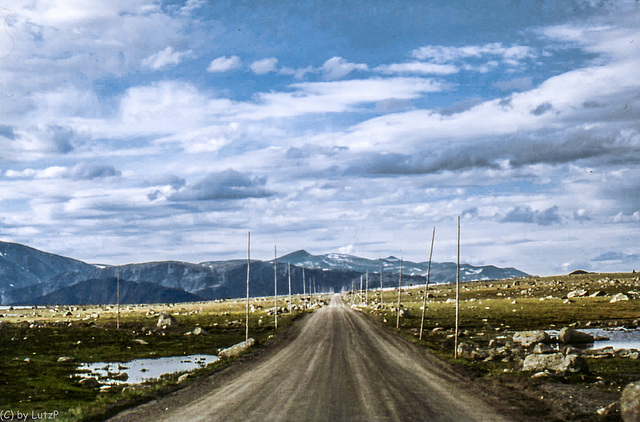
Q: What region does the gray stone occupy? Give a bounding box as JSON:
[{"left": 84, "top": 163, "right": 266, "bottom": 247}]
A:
[
  {"left": 611, "top": 293, "right": 630, "bottom": 303},
  {"left": 522, "top": 353, "right": 589, "bottom": 374},
  {"left": 567, "top": 289, "right": 587, "bottom": 298},
  {"left": 111, "top": 372, "right": 128, "bottom": 381},
  {"left": 558, "top": 327, "right": 594, "bottom": 344},
  {"left": 513, "top": 330, "right": 551, "bottom": 346},
  {"left": 133, "top": 338, "right": 148, "bottom": 345},
  {"left": 178, "top": 373, "right": 190, "bottom": 383},
  {"left": 218, "top": 338, "right": 256, "bottom": 358},
  {"left": 57, "top": 356, "right": 74, "bottom": 363},
  {"left": 79, "top": 377, "right": 100, "bottom": 388},
  {"left": 193, "top": 326, "right": 207, "bottom": 336},
  {"left": 533, "top": 343, "right": 555, "bottom": 354},
  {"left": 157, "top": 311, "right": 178, "bottom": 328},
  {"left": 621, "top": 381, "right": 640, "bottom": 421}
]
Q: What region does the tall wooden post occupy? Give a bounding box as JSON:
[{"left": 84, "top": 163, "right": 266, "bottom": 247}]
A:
[
  {"left": 116, "top": 265, "right": 120, "bottom": 330},
  {"left": 396, "top": 258, "right": 403, "bottom": 329},
  {"left": 365, "top": 271, "right": 369, "bottom": 306},
  {"left": 288, "top": 263, "right": 292, "bottom": 313},
  {"left": 274, "top": 245, "right": 278, "bottom": 329},
  {"left": 302, "top": 267, "right": 306, "bottom": 297},
  {"left": 379, "top": 258, "right": 384, "bottom": 307},
  {"left": 246, "top": 232, "right": 250, "bottom": 342},
  {"left": 454, "top": 217, "right": 461, "bottom": 358},
  {"left": 420, "top": 227, "right": 436, "bottom": 340},
  {"left": 359, "top": 275, "right": 363, "bottom": 304}
]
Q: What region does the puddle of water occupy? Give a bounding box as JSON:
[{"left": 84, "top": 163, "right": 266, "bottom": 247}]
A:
[
  {"left": 77, "top": 354, "right": 219, "bottom": 385},
  {"left": 546, "top": 328, "right": 640, "bottom": 350}
]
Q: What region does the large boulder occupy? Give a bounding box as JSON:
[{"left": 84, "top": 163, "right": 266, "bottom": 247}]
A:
[
  {"left": 218, "top": 338, "right": 255, "bottom": 358},
  {"left": 622, "top": 381, "right": 640, "bottom": 421},
  {"left": 558, "top": 327, "right": 594, "bottom": 344},
  {"left": 513, "top": 331, "right": 551, "bottom": 346},
  {"left": 611, "top": 293, "right": 630, "bottom": 303},
  {"left": 157, "top": 311, "right": 178, "bottom": 328},
  {"left": 522, "top": 353, "right": 589, "bottom": 374}
]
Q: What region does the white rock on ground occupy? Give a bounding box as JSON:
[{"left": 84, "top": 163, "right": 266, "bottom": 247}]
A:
[{"left": 218, "top": 338, "right": 256, "bottom": 358}]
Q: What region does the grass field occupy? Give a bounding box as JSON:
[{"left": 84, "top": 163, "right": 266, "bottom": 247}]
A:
[
  {"left": 347, "top": 272, "right": 640, "bottom": 419},
  {"left": 0, "top": 294, "right": 325, "bottom": 421}
]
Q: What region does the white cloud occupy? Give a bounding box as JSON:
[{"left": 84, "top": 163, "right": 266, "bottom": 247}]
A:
[
  {"left": 279, "top": 66, "right": 314, "bottom": 79},
  {"left": 411, "top": 42, "right": 535, "bottom": 65},
  {"left": 250, "top": 57, "right": 278, "bottom": 74},
  {"left": 374, "top": 62, "right": 458, "bottom": 75},
  {"left": 142, "top": 46, "right": 191, "bottom": 70},
  {"left": 237, "top": 77, "right": 446, "bottom": 120},
  {"left": 321, "top": 57, "right": 368, "bottom": 80},
  {"left": 207, "top": 55, "right": 242, "bottom": 73}
]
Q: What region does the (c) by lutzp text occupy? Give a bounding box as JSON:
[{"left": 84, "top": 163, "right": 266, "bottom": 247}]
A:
[{"left": 0, "top": 410, "right": 59, "bottom": 420}]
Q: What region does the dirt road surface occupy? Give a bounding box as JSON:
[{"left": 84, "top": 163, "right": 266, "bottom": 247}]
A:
[{"left": 110, "top": 295, "right": 512, "bottom": 421}]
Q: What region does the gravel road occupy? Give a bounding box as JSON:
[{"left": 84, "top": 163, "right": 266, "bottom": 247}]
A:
[{"left": 110, "top": 294, "right": 511, "bottom": 421}]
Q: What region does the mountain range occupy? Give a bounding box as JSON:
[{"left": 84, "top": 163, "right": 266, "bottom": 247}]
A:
[{"left": 0, "top": 241, "right": 528, "bottom": 306}]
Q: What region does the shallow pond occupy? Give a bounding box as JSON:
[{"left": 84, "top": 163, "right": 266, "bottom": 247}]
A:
[
  {"left": 547, "top": 328, "right": 640, "bottom": 350},
  {"left": 77, "top": 354, "right": 219, "bottom": 385}
]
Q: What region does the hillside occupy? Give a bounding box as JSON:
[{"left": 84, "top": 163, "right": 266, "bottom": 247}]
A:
[{"left": 0, "top": 242, "right": 528, "bottom": 305}]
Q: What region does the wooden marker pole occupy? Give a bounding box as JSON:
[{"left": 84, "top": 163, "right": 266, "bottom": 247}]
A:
[
  {"left": 288, "top": 263, "right": 292, "bottom": 313},
  {"left": 274, "top": 245, "right": 278, "bottom": 330},
  {"left": 365, "top": 271, "right": 369, "bottom": 306},
  {"left": 454, "top": 217, "right": 461, "bottom": 358},
  {"left": 302, "top": 267, "right": 306, "bottom": 297},
  {"left": 420, "top": 227, "right": 436, "bottom": 340},
  {"left": 379, "top": 258, "right": 384, "bottom": 307},
  {"left": 359, "top": 275, "right": 363, "bottom": 304},
  {"left": 396, "top": 258, "right": 403, "bottom": 329},
  {"left": 246, "top": 232, "right": 250, "bottom": 342},
  {"left": 116, "top": 265, "right": 120, "bottom": 330}
]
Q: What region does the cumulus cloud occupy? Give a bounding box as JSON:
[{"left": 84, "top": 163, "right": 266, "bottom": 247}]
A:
[
  {"left": 412, "top": 43, "right": 535, "bottom": 65},
  {"left": 501, "top": 206, "right": 562, "bottom": 226},
  {"left": 375, "top": 62, "right": 458, "bottom": 75},
  {"left": 171, "top": 169, "right": 273, "bottom": 201},
  {"left": 5, "top": 163, "right": 120, "bottom": 180},
  {"left": 250, "top": 57, "right": 278, "bottom": 74},
  {"left": 142, "top": 46, "right": 191, "bottom": 70},
  {"left": 321, "top": 57, "right": 368, "bottom": 80},
  {"left": 207, "top": 55, "right": 242, "bottom": 73}
]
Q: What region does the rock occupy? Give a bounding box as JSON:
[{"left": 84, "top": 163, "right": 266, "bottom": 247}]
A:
[
  {"left": 133, "top": 339, "right": 148, "bottom": 345},
  {"left": 567, "top": 289, "right": 587, "bottom": 299},
  {"left": 558, "top": 327, "right": 594, "bottom": 344},
  {"left": 533, "top": 343, "right": 555, "bottom": 354},
  {"left": 513, "top": 330, "right": 551, "bottom": 346},
  {"left": 621, "top": 381, "right": 640, "bottom": 421},
  {"left": 611, "top": 293, "right": 630, "bottom": 303},
  {"left": 112, "top": 372, "right": 129, "bottom": 381},
  {"left": 157, "top": 312, "right": 178, "bottom": 328},
  {"left": 57, "top": 356, "right": 74, "bottom": 363},
  {"left": 531, "top": 370, "right": 564, "bottom": 380},
  {"left": 597, "top": 402, "right": 618, "bottom": 416},
  {"left": 522, "top": 353, "right": 589, "bottom": 374},
  {"left": 589, "top": 291, "right": 605, "bottom": 297},
  {"left": 79, "top": 377, "right": 100, "bottom": 388},
  {"left": 178, "top": 374, "right": 190, "bottom": 383},
  {"left": 561, "top": 345, "right": 583, "bottom": 356},
  {"left": 218, "top": 338, "right": 256, "bottom": 358},
  {"left": 193, "top": 326, "right": 207, "bottom": 336}
]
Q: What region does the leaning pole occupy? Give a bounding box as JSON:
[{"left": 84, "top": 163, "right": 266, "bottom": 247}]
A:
[{"left": 420, "top": 227, "right": 436, "bottom": 340}]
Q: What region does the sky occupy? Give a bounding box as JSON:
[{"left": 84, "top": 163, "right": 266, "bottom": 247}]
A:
[{"left": 0, "top": 0, "right": 639, "bottom": 275}]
